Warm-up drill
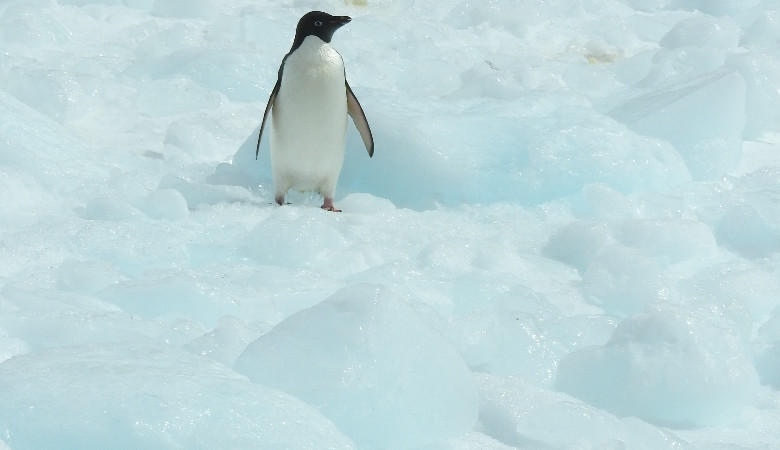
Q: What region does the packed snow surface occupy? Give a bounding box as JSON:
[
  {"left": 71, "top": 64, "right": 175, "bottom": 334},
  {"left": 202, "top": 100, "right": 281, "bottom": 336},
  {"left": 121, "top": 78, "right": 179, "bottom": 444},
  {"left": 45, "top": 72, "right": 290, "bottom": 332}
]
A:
[{"left": 1, "top": 0, "right": 780, "bottom": 448}]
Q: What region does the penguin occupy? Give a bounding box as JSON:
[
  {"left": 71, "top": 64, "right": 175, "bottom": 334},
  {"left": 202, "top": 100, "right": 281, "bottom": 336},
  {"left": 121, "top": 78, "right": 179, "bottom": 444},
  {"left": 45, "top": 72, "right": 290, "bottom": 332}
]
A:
[{"left": 255, "top": 11, "right": 374, "bottom": 212}]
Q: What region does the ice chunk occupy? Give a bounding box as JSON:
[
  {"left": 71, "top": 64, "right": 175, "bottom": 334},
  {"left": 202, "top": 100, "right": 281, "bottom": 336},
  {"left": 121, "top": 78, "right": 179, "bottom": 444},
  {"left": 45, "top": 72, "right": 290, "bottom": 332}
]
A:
[
  {"left": 757, "top": 344, "right": 780, "bottom": 389},
  {"left": 523, "top": 106, "right": 691, "bottom": 201},
  {"left": 237, "top": 209, "right": 351, "bottom": 270},
  {"left": 234, "top": 284, "right": 478, "bottom": 448},
  {"left": 609, "top": 70, "right": 746, "bottom": 179},
  {"left": 648, "top": 46, "right": 730, "bottom": 80},
  {"left": 455, "top": 61, "right": 525, "bottom": 99},
  {"left": 543, "top": 221, "right": 615, "bottom": 271},
  {"left": 436, "top": 432, "right": 518, "bottom": 450},
  {"left": 0, "top": 90, "right": 108, "bottom": 193},
  {"left": 59, "top": 0, "right": 123, "bottom": 5},
  {"left": 581, "top": 244, "right": 672, "bottom": 315},
  {"left": 680, "top": 265, "right": 780, "bottom": 321},
  {"left": 741, "top": 10, "right": 780, "bottom": 51},
  {"left": 340, "top": 96, "right": 530, "bottom": 208},
  {"left": 672, "top": 0, "right": 762, "bottom": 18},
  {"left": 5, "top": 66, "right": 81, "bottom": 122},
  {"left": 727, "top": 52, "right": 780, "bottom": 138},
  {"left": 715, "top": 203, "right": 780, "bottom": 259},
  {"left": 163, "top": 114, "right": 228, "bottom": 159},
  {"left": 443, "top": 305, "right": 561, "bottom": 383},
  {"left": 137, "top": 76, "right": 221, "bottom": 117},
  {"left": 581, "top": 183, "right": 638, "bottom": 220},
  {"left": 0, "top": 327, "right": 28, "bottom": 364},
  {"left": 126, "top": 49, "right": 267, "bottom": 103},
  {"left": 56, "top": 259, "right": 125, "bottom": 295},
  {"left": 139, "top": 188, "right": 189, "bottom": 220},
  {"left": 715, "top": 169, "right": 780, "bottom": 259},
  {"left": 124, "top": 0, "right": 155, "bottom": 11},
  {"left": 152, "top": 0, "right": 217, "bottom": 19},
  {"left": 76, "top": 195, "right": 143, "bottom": 221},
  {"left": 556, "top": 309, "right": 760, "bottom": 427},
  {"left": 660, "top": 16, "right": 740, "bottom": 50},
  {"left": 615, "top": 219, "right": 717, "bottom": 263},
  {"left": 0, "top": 343, "right": 354, "bottom": 449},
  {"left": 0, "top": 300, "right": 187, "bottom": 350},
  {"left": 224, "top": 124, "right": 267, "bottom": 189},
  {"left": 335, "top": 193, "right": 397, "bottom": 213},
  {"left": 623, "top": 0, "right": 674, "bottom": 12},
  {"left": 0, "top": 4, "right": 71, "bottom": 46},
  {"left": 478, "top": 374, "right": 684, "bottom": 449},
  {"left": 184, "top": 316, "right": 264, "bottom": 366},
  {"left": 96, "top": 271, "right": 241, "bottom": 327},
  {"left": 157, "top": 175, "right": 254, "bottom": 209},
  {"left": 608, "top": 48, "right": 657, "bottom": 86},
  {"left": 134, "top": 22, "right": 201, "bottom": 60}
]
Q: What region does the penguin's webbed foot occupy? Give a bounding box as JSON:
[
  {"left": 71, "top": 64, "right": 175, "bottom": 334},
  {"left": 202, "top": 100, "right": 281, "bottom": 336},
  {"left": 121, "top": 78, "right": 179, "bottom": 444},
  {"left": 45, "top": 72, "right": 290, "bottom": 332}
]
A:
[{"left": 321, "top": 198, "right": 341, "bottom": 212}]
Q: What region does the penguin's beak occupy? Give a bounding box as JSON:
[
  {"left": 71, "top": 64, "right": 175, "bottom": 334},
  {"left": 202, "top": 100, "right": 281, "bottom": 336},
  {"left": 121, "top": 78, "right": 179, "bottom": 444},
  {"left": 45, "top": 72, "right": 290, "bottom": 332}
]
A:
[{"left": 331, "top": 16, "right": 351, "bottom": 27}]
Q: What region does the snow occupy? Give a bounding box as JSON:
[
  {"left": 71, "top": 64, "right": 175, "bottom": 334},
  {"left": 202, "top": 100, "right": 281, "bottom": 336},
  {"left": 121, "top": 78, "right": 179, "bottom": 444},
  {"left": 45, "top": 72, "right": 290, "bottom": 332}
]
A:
[
  {"left": 0, "top": 343, "right": 355, "bottom": 449},
  {"left": 1, "top": 0, "right": 779, "bottom": 448},
  {"left": 234, "top": 285, "right": 479, "bottom": 448}
]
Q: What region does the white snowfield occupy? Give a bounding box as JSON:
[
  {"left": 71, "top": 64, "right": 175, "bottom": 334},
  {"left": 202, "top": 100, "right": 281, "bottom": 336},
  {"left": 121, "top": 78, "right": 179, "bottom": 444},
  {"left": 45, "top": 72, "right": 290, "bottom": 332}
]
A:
[{"left": 1, "top": 0, "right": 779, "bottom": 448}]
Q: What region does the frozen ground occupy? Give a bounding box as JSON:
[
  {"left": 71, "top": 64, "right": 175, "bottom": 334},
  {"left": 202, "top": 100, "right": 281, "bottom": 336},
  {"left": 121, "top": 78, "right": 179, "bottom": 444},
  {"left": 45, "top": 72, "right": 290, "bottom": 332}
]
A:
[{"left": 1, "top": 0, "right": 780, "bottom": 448}]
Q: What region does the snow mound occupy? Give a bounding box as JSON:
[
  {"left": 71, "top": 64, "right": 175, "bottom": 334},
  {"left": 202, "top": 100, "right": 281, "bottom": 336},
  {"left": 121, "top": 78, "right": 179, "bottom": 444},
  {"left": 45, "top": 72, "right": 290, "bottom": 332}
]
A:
[
  {"left": 0, "top": 343, "right": 354, "bottom": 449},
  {"left": 235, "top": 284, "right": 479, "bottom": 448},
  {"left": 555, "top": 309, "right": 760, "bottom": 427}
]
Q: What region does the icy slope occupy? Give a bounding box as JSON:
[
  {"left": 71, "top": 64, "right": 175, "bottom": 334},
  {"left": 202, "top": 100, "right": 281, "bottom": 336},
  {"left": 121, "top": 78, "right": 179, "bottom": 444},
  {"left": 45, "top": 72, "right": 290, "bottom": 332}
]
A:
[{"left": 1, "top": 0, "right": 780, "bottom": 449}]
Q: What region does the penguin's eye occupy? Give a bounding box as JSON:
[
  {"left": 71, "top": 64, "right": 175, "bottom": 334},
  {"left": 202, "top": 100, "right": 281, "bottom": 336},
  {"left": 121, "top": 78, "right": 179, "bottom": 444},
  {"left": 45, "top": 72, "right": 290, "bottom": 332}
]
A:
[{"left": 314, "top": 20, "right": 323, "bottom": 27}]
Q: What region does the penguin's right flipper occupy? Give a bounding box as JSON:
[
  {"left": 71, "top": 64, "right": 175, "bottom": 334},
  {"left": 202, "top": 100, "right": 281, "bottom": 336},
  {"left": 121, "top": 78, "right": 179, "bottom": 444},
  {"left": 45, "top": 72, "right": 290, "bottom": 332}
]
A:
[{"left": 256, "top": 78, "right": 281, "bottom": 159}]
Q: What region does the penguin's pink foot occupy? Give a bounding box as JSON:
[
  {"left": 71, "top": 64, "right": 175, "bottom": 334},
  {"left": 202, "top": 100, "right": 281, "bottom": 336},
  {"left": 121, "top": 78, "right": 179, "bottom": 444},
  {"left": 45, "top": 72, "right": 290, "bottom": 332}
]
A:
[{"left": 321, "top": 198, "right": 341, "bottom": 212}]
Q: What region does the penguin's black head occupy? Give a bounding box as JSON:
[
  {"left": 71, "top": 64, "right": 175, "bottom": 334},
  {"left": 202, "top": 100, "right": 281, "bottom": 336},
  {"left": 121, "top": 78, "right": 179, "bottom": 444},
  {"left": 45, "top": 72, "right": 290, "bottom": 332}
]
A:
[{"left": 292, "top": 11, "right": 351, "bottom": 48}]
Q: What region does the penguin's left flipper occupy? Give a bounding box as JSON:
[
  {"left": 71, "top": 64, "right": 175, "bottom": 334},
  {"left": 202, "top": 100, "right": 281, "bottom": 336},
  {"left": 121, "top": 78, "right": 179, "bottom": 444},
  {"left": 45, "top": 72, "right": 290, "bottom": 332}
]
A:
[
  {"left": 346, "top": 81, "right": 374, "bottom": 157},
  {"left": 256, "top": 78, "right": 281, "bottom": 159}
]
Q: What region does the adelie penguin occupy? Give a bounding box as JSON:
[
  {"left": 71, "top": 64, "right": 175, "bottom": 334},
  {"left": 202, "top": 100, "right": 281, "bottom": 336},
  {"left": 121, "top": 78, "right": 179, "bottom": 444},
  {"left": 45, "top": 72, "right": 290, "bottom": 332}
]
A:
[{"left": 255, "top": 11, "right": 374, "bottom": 212}]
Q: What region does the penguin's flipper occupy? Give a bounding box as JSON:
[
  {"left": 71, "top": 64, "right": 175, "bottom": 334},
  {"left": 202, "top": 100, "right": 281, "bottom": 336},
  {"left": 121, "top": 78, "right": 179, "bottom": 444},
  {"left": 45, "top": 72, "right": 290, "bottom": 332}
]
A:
[
  {"left": 256, "top": 79, "right": 281, "bottom": 159},
  {"left": 346, "top": 81, "right": 374, "bottom": 157}
]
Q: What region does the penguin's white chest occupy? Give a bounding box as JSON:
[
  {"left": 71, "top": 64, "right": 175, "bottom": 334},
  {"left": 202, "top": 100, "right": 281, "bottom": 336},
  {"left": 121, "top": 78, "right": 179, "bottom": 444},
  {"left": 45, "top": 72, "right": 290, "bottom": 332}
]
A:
[{"left": 270, "top": 36, "right": 348, "bottom": 198}]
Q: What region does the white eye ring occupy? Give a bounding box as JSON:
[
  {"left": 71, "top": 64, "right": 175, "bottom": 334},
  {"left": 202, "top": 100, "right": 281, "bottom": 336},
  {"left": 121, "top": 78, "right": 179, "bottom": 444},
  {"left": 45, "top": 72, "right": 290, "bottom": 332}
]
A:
[{"left": 314, "top": 20, "right": 323, "bottom": 26}]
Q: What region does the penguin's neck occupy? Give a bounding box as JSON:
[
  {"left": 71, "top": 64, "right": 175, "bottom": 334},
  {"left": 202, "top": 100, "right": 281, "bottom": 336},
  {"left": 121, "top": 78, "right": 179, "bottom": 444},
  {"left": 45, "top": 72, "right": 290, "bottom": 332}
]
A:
[
  {"left": 285, "top": 36, "right": 344, "bottom": 79},
  {"left": 290, "top": 27, "right": 336, "bottom": 53}
]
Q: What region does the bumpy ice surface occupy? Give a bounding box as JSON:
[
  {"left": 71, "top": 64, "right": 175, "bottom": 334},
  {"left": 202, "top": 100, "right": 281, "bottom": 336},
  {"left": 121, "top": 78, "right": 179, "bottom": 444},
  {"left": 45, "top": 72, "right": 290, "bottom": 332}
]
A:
[{"left": 1, "top": 0, "right": 780, "bottom": 448}]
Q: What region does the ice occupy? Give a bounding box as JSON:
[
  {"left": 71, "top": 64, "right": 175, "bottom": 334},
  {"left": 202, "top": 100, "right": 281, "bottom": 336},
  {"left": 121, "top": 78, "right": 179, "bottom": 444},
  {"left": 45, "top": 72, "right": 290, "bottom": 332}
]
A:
[
  {"left": 2, "top": 0, "right": 780, "bottom": 448},
  {"left": 0, "top": 4, "right": 71, "bottom": 47},
  {"left": 728, "top": 52, "right": 780, "bottom": 139},
  {"left": 581, "top": 244, "right": 672, "bottom": 315},
  {"left": 152, "top": 0, "right": 218, "bottom": 19},
  {"left": 616, "top": 218, "right": 717, "bottom": 263},
  {"left": 235, "top": 284, "right": 478, "bottom": 449},
  {"left": 0, "top": 327, "right": 28, "bottom": 364},
  {"left": 139, "top": 188, "right": 190, "bottom": 220},
  {"left": 659, "top": 16, "right": 741, "bottom": 50},
  {"left": 609, "top": 69, "right": 746, "bottom": 179},
  {"left": 758, "top": 344, "right": 780, "bottom": 388},
  {"left": 681, "top": 265, "right": 780, "bottom": 321},
  {"left": 556, "top": 309, "right": 760, "bottom": 427},
  {"left": 543, "top": 221, "right": 615, "bottom": 271},
  {"left": 0, "top": 343, "right": 354, "bottom": 449},
  {"left": 478, "top": 374, "right": 684, "bottom": 449},
  {"left": 716, "top": 203, "right": 780, "bottom": 259},
  {"left": 742, "top": 9, "right": 780, "bottom": 51},
  {"left": 673, "top": 0, "right": 763, "bottom": 18}
]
